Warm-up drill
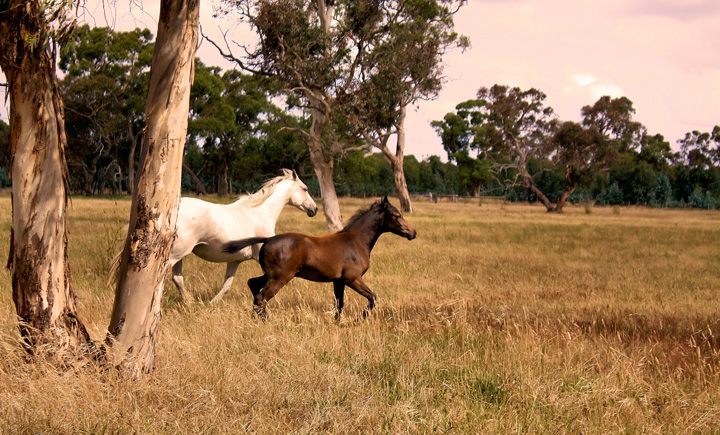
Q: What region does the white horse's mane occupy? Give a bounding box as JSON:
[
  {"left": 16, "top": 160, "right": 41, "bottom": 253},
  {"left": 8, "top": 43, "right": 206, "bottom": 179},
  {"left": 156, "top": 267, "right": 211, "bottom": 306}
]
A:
[{"left": 237, "top": 169, "right": 296, "bottom": 207}]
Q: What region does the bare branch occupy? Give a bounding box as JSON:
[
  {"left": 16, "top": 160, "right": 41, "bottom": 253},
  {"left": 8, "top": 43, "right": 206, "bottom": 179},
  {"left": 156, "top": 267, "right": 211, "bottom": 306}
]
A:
[
  {"left": 201, "top": 26, "right": 264, "bottom": 75},
  {"left": 278, "top": 125, "right": 311, "bottom": 140}
]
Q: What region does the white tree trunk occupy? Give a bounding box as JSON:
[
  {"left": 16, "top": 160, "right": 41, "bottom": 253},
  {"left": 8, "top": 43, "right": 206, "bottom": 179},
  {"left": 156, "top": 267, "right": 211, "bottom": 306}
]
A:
[
  {"left": 390, "top": 106, "right": 412, "bottom": 213},
  {"left": 375, "top": 106, "right": 413, "bottom": 213},
  {"left": 106, "top": 0, "right": 200, "bottom": 376},
  {"left": 0, "top": 0, "right": 93, "bottom": 361},
  {"left": 309, "top": 100, "right": 343, "bottom": 231}
]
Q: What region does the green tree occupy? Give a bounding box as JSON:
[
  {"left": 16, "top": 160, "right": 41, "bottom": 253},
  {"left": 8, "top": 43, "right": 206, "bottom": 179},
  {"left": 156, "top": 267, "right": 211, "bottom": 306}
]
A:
[
  {"left": 59, "top": 25, "right": 153, "bottom": 195},
  {"left": 655, "top": 173, "right": 673, "bottom": 206},
  {"left": 433, "top": 85, "right": 559, "bottom": 209},
  {"left": 188, "top": 62, "right": 309, "bottom": 194},
  {"left": 679, "top": 126, "right": 720, "bottom": 169},
  {"left": 341, "top": 0, "right": 467, "bottom": 212},
  {"left": 215, "top": 0, "right": 465, "bottom": 227},
  {"left": 550, "top": 121, "right": 606, "bottom": 212},
  {"left": 580, "top": 96, "right": 644, "bottom": 153},
  {"left": 639, "top": 133, "right": 677, "bottom": 172}
]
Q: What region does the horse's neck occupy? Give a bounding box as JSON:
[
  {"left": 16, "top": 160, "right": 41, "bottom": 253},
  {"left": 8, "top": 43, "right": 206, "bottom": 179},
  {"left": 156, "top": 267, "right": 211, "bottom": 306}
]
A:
[
  {"left": 241, "top": 182, "right": 293, "bottom": 229},
  {"left": 347, "top": 213, "right": 383, "bottom": 252}
]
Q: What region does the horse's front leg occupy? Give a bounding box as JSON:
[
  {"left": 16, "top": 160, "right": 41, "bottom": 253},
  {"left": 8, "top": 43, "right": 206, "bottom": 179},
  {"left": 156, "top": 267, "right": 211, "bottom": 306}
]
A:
[
  {"left": 210, "top": 261, "right": 241, "bottom": 304},
  {"left": 347, "top": 278, "right": 377, "bottom": 318},
  {"left": 333, "top": 280, "right": 346, "bottom": 323},
  {"left": 248, "top": 275, "right": 268, "bottom": 297},
  {"left": 171, "top": 260, "right": 192, "bottom": 303}
]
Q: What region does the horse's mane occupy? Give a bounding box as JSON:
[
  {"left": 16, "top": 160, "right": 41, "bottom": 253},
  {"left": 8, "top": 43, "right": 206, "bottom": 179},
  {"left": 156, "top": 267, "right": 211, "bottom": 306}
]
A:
[
  {"left": 340, "top": 201, "right": 381, "bottom": 232},
  {"left": 237, "top": 169, "right": 294, "bottom": 207}
]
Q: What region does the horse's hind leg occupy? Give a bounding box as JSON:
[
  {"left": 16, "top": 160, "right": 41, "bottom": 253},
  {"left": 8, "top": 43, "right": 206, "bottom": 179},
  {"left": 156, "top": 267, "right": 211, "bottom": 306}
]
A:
[
  {"left": 333, "top": 280, "right": 345, "bottom": 323},
  {"left": 253, "top": 274, "right": 293, "bottom": 320},
  {"left": 248, "top": 275, "right": 268, "bottom": 297},
  {"left": 347, "top": 278, "right": 377, "bottom": 318},
  {"left": 171, "top": 260, "right": 192, "bottom": 303},
  {"left": 210, "top": 261, "right": 241, "bottom": 304}
]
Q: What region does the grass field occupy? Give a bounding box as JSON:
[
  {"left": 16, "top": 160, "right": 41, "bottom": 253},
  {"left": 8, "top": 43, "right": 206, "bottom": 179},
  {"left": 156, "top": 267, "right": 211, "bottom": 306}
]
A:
[{"left": 0, "top": 196, "right": 719, "bottom": 433}]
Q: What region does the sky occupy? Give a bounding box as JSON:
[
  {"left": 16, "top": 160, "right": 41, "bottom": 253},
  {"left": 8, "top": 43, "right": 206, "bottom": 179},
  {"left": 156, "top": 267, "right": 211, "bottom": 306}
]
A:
[{"left": 1, "top": 0, "right": 718, "bottom": 161}]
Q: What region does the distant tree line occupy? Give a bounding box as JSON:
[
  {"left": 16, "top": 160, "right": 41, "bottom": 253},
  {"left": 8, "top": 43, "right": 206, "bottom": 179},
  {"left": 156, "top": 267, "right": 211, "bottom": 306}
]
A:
[
  {"left": 0, "top": 26, "right": 716, "bottom": 211},
  {"left": 0, "top": 25, "right": 462, "bottom": 199},
  {"left": 432, "top": 85, "right": 720, "bottom": 210}
]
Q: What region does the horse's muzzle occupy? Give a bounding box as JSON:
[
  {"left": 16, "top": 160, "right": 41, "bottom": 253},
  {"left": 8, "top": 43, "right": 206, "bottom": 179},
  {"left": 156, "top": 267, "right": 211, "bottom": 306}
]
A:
[
  {"left": 306, "top": 206, "right": 318, "bottom": 217},
  {"left": 406, "top": 229, "right": 417, "bottom": 240}
]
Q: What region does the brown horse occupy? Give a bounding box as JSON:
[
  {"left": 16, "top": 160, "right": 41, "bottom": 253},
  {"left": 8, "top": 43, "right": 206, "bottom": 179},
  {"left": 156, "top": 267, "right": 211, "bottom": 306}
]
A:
[{"left": 221, "top": 196, "right": 417, "bottom": 320}]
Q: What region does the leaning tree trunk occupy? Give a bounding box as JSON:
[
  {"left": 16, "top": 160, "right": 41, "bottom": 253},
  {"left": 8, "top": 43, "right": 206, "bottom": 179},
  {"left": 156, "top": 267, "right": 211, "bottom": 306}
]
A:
[
  {"left": 183, "top": 163, "right": 207, "bottom": 195},
  {"left": 0, "top": 0, "right": 93, "bottom": 361},
  {"left": 525, "top": 179, "right": 555, "bottom": 212},
  {"left": 308, "top": 98, "right": 343, "bottom": 231},
  {"left": 106, "top": 0, "right": 200, "bottom": 376},
  {"left": 514, "top": 144, "right": 555, "bottom": 212},
  {"left": 304, "top": 0, "right": 343, "bottom": 231},
  {"left": 385, "top": 106, "right": 413, "bottom": 213},
  {"left": 554, "top": 179, "right": 577, "bottom": 213}
]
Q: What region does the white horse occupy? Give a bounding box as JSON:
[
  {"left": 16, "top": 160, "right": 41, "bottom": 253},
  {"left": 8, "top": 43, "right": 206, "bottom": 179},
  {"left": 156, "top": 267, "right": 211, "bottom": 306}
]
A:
[{"left": 170, "top": 169, "right": 317, "bottom": 303}]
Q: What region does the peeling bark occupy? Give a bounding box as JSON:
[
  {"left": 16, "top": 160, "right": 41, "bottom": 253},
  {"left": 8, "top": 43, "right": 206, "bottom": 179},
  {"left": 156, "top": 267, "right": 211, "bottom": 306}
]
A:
[
  {"left": 0, "top": 0, "right": 93, "bottom": 362},
  {"left": 106, "top": 0, "right": 200, "bottom": 376}
]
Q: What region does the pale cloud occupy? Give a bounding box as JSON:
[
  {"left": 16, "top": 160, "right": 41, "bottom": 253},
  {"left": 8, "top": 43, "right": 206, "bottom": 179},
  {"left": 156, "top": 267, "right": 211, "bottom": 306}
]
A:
[
  {"left": 572, "top": 73, "right": 598, "bottom": 87},
  {"left": 564, "top": 72, "right": 624, "bottom": 103}
]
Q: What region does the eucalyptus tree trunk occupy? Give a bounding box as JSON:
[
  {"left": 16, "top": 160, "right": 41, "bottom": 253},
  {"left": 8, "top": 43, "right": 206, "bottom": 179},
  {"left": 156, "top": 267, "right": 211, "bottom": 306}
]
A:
[
  {"left": 183, "top": 163, "right": 207, "bottom": 195},
  {"left": 309, "top": 96, "right": 343, "bottom": 230},
  {"left": 217, "top": 162, "right": 230, "bottom": 196},
  {"left": 106, "top": 0, "right": 200, "bottom": 376},
  {"left": 514, "top": 142, "right": 554, "bottom": 212},
  {"left": 382, "top": 106, "right": 413, "bottom": 213},
  {"left": 554, "top": 175, "right": 577, "bottom": 213},
  {"left": 306, "top": 0, "right": 344, "bottom": 231},
  {"left": 0, "top": 0, "right": 93, "bottom": 360}
]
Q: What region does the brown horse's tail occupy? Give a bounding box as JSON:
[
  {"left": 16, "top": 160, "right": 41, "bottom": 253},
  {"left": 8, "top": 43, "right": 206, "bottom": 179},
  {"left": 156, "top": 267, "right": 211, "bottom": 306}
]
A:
[{"left": 222, "top": 237, "right": 270, "bottom": 254}]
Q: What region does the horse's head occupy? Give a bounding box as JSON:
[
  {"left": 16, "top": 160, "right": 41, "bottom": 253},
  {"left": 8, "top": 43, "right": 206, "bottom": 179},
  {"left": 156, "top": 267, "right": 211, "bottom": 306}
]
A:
[
  {"left": 286, "top": 170, "right": 318, "bottom": 217},
  {"left": 378, "top": 196, "right": 416, "bottom": 240}
]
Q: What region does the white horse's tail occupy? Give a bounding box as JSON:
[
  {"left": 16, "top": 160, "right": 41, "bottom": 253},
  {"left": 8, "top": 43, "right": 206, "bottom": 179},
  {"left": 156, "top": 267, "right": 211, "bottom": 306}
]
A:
[{"left": 222, "top": 237, "right": 270, "bottom": 254}]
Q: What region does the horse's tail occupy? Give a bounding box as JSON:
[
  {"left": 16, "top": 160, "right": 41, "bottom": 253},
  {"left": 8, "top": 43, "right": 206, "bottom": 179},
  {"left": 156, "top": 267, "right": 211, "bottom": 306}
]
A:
[{"left": 222, "top": 237, "right": 270, "bottom": 254}]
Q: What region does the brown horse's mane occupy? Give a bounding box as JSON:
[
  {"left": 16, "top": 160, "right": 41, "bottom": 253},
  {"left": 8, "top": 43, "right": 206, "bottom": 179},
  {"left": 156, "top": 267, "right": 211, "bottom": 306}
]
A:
[{"left": 340, "top": 201, "right": 381, "bottom": 232}]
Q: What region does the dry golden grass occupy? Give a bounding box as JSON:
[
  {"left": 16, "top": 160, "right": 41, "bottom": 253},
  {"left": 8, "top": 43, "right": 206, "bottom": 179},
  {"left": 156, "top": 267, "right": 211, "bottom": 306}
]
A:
[{"left": 0, "top": 196, "right": 719, "bottom": 433}]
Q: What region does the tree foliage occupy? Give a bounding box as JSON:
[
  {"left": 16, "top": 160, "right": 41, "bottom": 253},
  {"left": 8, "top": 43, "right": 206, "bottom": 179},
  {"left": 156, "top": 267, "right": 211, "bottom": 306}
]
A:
[{"left": 59, "top": 25, "right": 153, "bottom": 194}]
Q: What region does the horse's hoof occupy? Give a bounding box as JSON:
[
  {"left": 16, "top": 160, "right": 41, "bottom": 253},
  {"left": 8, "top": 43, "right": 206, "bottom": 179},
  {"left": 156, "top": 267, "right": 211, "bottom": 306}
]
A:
[{"left": 253, "top": 307, "right": 268, "bottom": 321}]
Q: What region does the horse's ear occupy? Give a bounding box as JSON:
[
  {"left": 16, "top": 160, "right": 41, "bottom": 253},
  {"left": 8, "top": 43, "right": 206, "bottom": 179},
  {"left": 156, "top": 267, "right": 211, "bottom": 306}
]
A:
[
  {"left": 381, "top": 195, "right": 389, "bottom": 207},
  {"left": 292, "top": 169, "right": 299, "bottom": 180}
]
